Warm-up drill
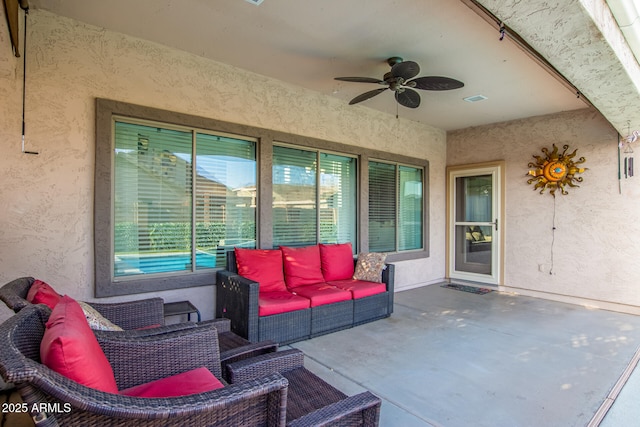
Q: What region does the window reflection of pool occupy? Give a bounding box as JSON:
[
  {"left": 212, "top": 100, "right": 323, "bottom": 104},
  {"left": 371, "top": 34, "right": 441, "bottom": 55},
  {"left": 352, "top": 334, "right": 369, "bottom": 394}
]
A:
[{"left": 115, "top": 252, "right": 216, "bottom": 276}]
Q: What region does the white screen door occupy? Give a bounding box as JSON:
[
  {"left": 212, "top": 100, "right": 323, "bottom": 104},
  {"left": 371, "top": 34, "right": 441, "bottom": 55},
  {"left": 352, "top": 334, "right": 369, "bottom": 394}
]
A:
[{"left": 448, "top": 164, "right": 502, "bottom": 285}]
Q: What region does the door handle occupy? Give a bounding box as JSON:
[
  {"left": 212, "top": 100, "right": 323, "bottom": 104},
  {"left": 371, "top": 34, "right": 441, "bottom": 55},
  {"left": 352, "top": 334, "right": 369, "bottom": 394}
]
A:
[{"left": 493, "top": 219, "right": 498, "bottom": 231}]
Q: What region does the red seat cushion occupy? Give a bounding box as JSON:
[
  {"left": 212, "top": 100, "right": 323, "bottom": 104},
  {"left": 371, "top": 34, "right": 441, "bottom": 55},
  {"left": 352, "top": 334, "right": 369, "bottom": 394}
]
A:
[
  {"left": 258, "top": 291, "right": 310, "bottom": 316},
  {"left": 235, "top": 248, "right": 287, "bottom": 293},
  {"left": 120, "top": 367, "right": 224, "bottom": 398},
  {"left": 328, "top": 279, "right": 387, "bottom": 299},
  {"left": 291, "top": 283, "right": 352, "bottom": 307},
  {"left": 280, "top": 245, "right": 325, "bottom": 288},
  {"left": 319, "top": 243, "right": 355, "bottom": 281},
  {"left": 40, "top": 296, "right": 119, "bottom": 394},
  {"left": 26, "top": 280, "right": 62, "bottom": 309}
]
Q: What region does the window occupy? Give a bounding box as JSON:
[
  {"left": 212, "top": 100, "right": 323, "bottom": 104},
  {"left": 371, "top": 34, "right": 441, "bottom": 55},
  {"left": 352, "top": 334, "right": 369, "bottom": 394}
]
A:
[
  {"left": 96, "top": 100, "right": 428, "bottom": 296},
  {"left": 113, "top": 122, "right": 196, "bottom": 277},
  {"left": 272, "top": 145, "right": 356, "bottom": 249},
  {"left": 195, "top": 132, "right": 257, "bottom": 259},
  {"left": 368, "top": 161, "right": 424, "bottom": 253},
  {"left": 113, "top": 121, "right": 256, "bottom": 278},
  {"left": 320, "top": 153, "right": 357, "bottom": 245},
  {"left": 96, "top": 106, "right": 256, "bottom": 296}
]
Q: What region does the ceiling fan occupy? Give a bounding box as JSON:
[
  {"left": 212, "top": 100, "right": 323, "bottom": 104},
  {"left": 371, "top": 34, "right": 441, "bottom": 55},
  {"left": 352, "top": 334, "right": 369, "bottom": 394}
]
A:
[{"left": 334, "top": 57, "right": 464, "bottom": 109}]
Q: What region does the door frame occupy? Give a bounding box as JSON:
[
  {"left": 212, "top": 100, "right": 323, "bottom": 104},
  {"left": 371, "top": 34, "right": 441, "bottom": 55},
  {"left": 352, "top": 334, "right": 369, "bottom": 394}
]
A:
[{"left": 446, "top": 161, "right": 505, "bottom": 285}]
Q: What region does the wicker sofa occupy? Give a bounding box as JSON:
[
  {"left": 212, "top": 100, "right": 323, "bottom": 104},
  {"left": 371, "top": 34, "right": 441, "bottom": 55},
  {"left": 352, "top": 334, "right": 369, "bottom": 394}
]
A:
[{"left": 216, "top": 243, "right": 394, "bottom": 345}]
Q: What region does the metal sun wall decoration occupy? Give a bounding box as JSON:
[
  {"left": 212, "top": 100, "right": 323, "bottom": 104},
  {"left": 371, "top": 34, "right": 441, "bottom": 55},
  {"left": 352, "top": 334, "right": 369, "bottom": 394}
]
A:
[{"left": 527, "top": 144, "right": 587, "bottom": 196}]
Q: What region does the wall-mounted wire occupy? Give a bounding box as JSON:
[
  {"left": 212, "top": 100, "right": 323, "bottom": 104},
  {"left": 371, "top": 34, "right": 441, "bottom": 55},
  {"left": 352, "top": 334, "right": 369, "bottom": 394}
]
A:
[
  {"left": 21, "top": 5, "right": 38, "bottom": 155},
  {"left": 549, "top": 194, "right": 556, "bottom": 275}
]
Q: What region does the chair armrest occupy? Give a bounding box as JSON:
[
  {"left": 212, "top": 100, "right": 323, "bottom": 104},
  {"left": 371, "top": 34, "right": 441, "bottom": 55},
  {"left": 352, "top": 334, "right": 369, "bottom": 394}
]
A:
[
  {"left": 227, "top": 348, "right": 304, "bottom": 383},
  {"left": 89, "top": 297, "right": 165, "bottom": 330},
  {"left": 383, "top": 263, "right": 395, "bottom": 314},
  {"left": 287, "top": 391, "right": 381, "bottom": 427},
  {"left": 29, "top": 369, "right": 288, "bottom": 426},
  {"left": 219, "top": 339, "right": 278, "bottom": 381},
  {"left": 216, "top": 270, "right": 260, "bottom": 341},
  {"left": 93, "top": 321, "right": 197, "bottom": 339},
  {"left": 197, "top": 317, "right": 231, "bottom": 333},
  {"left": 96, "top": 324, "right": 223, "bottom": 388},
  {"left": 0, "top": 277, "right": 34, "bottom": 313},
  {"left": 221, "top": 339, "right": 278, "bottom": 365}
]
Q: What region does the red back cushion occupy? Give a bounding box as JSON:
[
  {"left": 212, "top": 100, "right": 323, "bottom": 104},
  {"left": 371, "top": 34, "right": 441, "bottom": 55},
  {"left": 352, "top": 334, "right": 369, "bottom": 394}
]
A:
[
  {"left": 319, "top": 243, "right": 355, "bottom": 281},
  {"left": 234, "top": 248, "right": 287, "bottom": 292},
  {"left": 40, "top": 296, "right": 119, "bottom": 394},
  {"left": 120, "top": 367, "right": 224, "bottom": 398},
  {"left": 280, "top": 245, "right": 325, "bottom": 288},
  {"left": 26, "top": 280, "right": 62, "bottom": 309}
]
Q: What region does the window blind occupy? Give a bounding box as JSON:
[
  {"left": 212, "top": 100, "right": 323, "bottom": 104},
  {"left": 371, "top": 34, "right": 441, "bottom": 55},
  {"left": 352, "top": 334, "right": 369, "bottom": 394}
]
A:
[
  {"left": 272, "top": 145, "right": 317, "bottom": 247},
  {"left": 319, "top": 153, "right": 357, "bottom": 248},
  {"left": 114, "top": 121, "right": 193, "bottom": 276},
  {"left": 399, "top": 165, "right": 423, "bottom": 251},
  {"left": 195, "top": 133, "right": 256, "bottom": 268},
  {"left": 369, "top": 161, "right": 397, "bottom": 252}
]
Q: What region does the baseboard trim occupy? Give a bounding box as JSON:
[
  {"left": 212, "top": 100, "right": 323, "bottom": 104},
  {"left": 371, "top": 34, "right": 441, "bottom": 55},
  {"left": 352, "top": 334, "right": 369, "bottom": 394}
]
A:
[
  {"left": 395, "top": 279, "right": 447, "bottom": 293},
  {"left": 499, "top": 286, "right": 640, "bottom": 316}
]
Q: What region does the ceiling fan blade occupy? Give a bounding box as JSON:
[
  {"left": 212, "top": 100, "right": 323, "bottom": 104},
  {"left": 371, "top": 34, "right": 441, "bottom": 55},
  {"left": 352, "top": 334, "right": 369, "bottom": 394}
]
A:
[
  {"left": 395, "top": 89, "right": 421, "bottom": 109},
  {"left": 411, "top": 76, "right": 464, "bottom": 91},
  {"left": 391, "top": 61, "right": 420, "bottom": 80},
  {"left": 335, "top": 77, "right": 384, "bottom": 84},
  {"left": 349, "top": 88, "right": 388, "bottom": 105}
]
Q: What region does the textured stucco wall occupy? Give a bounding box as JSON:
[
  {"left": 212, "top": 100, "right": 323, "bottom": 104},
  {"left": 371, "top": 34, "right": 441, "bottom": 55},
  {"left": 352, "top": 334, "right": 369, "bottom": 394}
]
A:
[
  {"left": 448, "top": 109, "right": 640, "bottom": 312},
  {"left": 477, "top": 0, "right": 640, "bottom": 136},
  {"left": 0, "top": 10, "right": 446, "bottom": 323}
]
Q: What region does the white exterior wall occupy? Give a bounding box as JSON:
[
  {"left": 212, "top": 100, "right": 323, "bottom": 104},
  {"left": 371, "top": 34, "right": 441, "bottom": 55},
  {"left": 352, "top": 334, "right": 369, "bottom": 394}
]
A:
[
  {"left": 448, "top": 109, "right": 640, "bottom": 314},
  {"left": 0, "top": 10, "right": 447, "bottom": 323}
]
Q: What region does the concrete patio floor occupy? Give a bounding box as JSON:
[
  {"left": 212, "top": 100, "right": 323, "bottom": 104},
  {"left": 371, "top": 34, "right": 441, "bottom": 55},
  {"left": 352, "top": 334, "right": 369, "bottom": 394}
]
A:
[{"left": 289, "top": 284, "right": 640, "bottom": 427}]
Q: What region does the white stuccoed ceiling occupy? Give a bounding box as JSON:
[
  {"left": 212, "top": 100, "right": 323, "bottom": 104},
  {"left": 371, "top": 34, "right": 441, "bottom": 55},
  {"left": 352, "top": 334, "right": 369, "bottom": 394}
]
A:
[{"left": 26, "top": 0, "right": 637, "bottom": 133}]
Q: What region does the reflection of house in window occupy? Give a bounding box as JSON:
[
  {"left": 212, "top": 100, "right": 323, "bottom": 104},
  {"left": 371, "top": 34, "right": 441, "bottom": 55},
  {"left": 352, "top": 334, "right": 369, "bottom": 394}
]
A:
[
  {"left": 196, "top": 173, "right": 231, "bottom": 224},
  {"left": 137, "top": 135, "right": 149, "bottom": 155},
  {"left": 233, "top": 186, "right": 257, "bottom": 208},
  {"left": 161, "top": 150, "right": 177, "bottom": 177},
  {"left": 115, "top": 149, "right": 195, "bottom": 252},
  {"left": 273, "top": 182, "right": 317, "bottom": 246}
]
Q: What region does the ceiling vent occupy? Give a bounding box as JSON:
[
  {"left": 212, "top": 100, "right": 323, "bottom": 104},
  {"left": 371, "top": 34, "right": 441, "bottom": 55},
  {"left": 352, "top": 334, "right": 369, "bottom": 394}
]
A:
[{"left": 463, "top": 95, "right": 488, "bottom": 103}]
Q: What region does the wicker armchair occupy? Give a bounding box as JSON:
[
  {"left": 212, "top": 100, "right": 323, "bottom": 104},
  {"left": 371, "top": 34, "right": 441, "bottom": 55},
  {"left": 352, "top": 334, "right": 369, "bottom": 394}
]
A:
[
  {"left": 0, "top": 277, "right": 164, "bottom": 329},
  {"left": 0, "top": 277, "right": 278, "bottom": 379},
  {"left": 0, "top": 304, "right": 288, "bottom": 426},
  {"left": 228, "top": 349, "right": 381, "bottom": 426}
]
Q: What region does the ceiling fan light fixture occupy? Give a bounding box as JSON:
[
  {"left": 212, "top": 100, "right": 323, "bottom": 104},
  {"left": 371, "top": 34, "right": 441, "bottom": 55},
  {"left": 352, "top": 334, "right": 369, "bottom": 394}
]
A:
[{"left": 464, "top": 95, "right": 488, "bottom": 103}]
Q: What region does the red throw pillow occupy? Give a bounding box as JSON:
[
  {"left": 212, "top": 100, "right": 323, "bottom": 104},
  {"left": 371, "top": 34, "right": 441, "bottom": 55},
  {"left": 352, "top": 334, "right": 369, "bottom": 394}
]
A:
[
  {"left": 120, "top": 367, "right": 224, "bottom": 398},
  {"left": 280, "top": 245, "right": 325, "bottom": 288},
  {"left": 235, "top": 248, "right": 287, "bottom": 293},
  {"left": 319, "top": 243, "right": 355, "bottom": 281},
  {"left": 40, "top": 296, "right": 119, "bottom": 394},
  {"left": 26, "top": 280, "right": 62, "bottom": 309}
]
